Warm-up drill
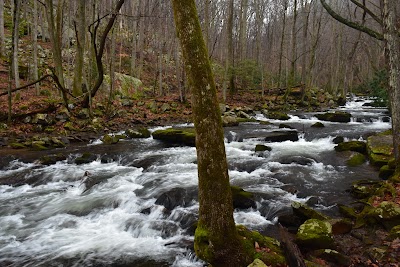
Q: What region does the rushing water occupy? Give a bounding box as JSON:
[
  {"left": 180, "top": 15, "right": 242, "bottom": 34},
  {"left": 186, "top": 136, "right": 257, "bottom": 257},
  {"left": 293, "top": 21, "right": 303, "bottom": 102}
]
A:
[{"left": 0, "top": 97, "right": 391, "bottom": 267}]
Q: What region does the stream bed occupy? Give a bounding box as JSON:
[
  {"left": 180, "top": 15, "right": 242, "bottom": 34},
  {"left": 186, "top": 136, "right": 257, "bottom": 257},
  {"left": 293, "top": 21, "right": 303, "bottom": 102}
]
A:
[{"left": 0, "top": 97, "right": 392, "bottom": 267}]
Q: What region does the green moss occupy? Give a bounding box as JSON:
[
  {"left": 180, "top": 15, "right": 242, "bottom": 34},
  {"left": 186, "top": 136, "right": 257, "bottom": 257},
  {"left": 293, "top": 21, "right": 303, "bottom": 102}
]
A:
[
  {"left": 237, "top": 117, "right": 258, "bottom": 123},
  {"left": 10, "top": 142, "right": 26, "bottom": 149},
  {"left": 255, "top": 144, "right": 272, "bottom": 152},
  {"left": 31, "top": 141, "right": 48, "bottom": 151},
  {"left": 194, "top": 225, "right": 214, "bottom": 264},
  {"left": 379, "top": 165, "right": 395, "bottom": 179},
  {"left": 369, "top": 153, "right": 392, "bottom": 167},
  {"left": 267, "top": 112, "right": 290, "bottom": 120},
  {"left": 292, "top": 201, "right": 330, "bottom": 221},
  {"left": 102, "top": 134, "right": 120, "bottom": 145},
  {"left": 296, "top": 219, "right": 333, "bottom": 249},
  {"left": 152, "top": 128, "right": 196, "bottom": 146},
  {"left": 335, "top": 141, "right": 367, "bottom": 154},
  {"left": 311, "top": 122, "right": 325, "bottom": 128},
  {"left": 346, "top": 153, "right": 366, "bottom": 167}
]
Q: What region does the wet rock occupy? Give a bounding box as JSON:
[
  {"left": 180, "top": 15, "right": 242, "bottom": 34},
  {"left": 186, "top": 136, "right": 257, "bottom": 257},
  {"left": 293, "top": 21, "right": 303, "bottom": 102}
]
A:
[
  {"left": 310, "top": 249, "right": 350, "bottom": 266},
  {"left": 315, "top": 111, "right": 351, "bottom": 123},
  {"left": 255, "top": 144, "right": 272, "bottom": 152},
  {"left": 75, "top": 152, "right": 97, "bottom": 165},
  {"left": 155, "top": 188, "right": 190, "bottom": 211},
  {"left": 333, "top": 136, "right": 344, "bottom": 144},
  {"left": 345, "top": 152, "right": 366, "bottom": 167},
  {"left": 379, "top": 165, "right": 395, "bottom": 180},
  {"left": 266, "top": 111, "right": 290, "bottom": 120},
  {"left": 125, "top": 127, "right": 151, "bottom": 138},
  {"left": 264, "top": 130, "right": 298, "bottom": 142},
  {"left": 367, "top": 134, "right": 393, "bottom": 167},
  {"left": 311, "top": 122, "right": 325, "bottom": 128},
  {"left": 231, "top": 186, "right": 256, "bottom": 210},
  {"left": 152, "top": 128, "right": 196, "bottom": 146},
  {"left": 102, "top": 134, "right": 120, "bottom": 145},
  {"left": 51, "top": 137, "right": 66, "bottom": 148},
  {"left": 350, "top": 180, "right": 380, "bottom": 199},
  {"left": 222, "top": 115, "right": 239, "bottom": 127},
  {"left": 279, "top": 123, "right": 295, "bottom": 129},
  {"left": 338, "top": 204, "right": 359, "bottom": 219},
  {"left": 296, "top": 219, "right": 333, "bottom": 249},
  {"left": 292, "top": 202, "right": 329, "bottom": 221},
  {"left": 278, "top": 213, "right": 303, "bottom": 230},
  {"left": 280, "top": 156, "right": 314, "bottom": 166},
  {"left": 39, "top": 153, "right": 67, "bottom": 165},
  {"left": 335, "top": 141, "right": 366, "bottom": 154}
]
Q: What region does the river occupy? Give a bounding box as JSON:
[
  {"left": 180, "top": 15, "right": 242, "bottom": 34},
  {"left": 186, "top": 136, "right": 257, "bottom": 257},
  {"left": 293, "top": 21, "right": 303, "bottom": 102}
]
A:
[{"left": 0, "top": 96, "right": 391, "bottom": 267}]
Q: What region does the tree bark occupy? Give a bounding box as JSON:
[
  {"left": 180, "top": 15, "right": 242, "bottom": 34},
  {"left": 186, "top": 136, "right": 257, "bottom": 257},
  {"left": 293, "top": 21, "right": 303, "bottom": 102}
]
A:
[
  {"left": 171, "top": 1, "right": 251, "bottom": 266},
  {"left": 278, "top": 0, "right": 288, "bottom": 88},
  {"left": 383, "top": 0, "right": 400, "bottom": 173},
  {"left": 0, "top": 0, "right": 5, "bottom": 57},
  {"left": 72, "top": 0, "right": 86, "bottom": 96},
  {"left": 32, "top": 0, "right": 40, "bottom": 95},
  {"left": 227, "top": 0, "right": 236, "bottom": 94},
  {"left": 11, "top": 0, "right": 21, "bottom": 89}
]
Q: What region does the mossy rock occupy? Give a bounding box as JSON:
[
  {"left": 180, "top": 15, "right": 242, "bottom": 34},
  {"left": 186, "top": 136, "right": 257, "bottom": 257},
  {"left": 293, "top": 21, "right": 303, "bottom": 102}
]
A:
[
  {"left": 296, "top": 219, "right": 333, "bottom": 249},
  {"left": 255, "top": 144, "right": 272, "bottom": 152},
  {"left": 379, "top": 165, "right": 395, "bottom": 180},
  {"left": 346, "top": 152, "right": 366, "bottom": 167},
  {"left": 367, "top": 135, "right": 393, "bottom": 155},
  {"left": 64, "top": 121, "right": 78, "bottom": 131},
  {"left": 152, "top": 128, "right": 196, "bottom": 146},
  {"left": 231, "top": 186, "right": 256, "bottom": 209},
  {"left": 367, "top": 201, "right": 400, "bottom": 229},
  {"left": 10, "top": 142, "right": 26, "bottom": 149},
  {"left": 31, "top": 141, "right": 48, "bottom": 151},
  {"left": 350, "top": 180, "right": 381, "bottom": 199},
  {"left": 266, "top": 112, "right": 290, "bottom": 121},
  {"left": 389, "top": 225, "right": 400, "bottom": 240},
  {"left": 311, "top": 122, "right": 325, "bottom": 128},
  {"left": 279, "top": 123, "right": 295, "bottom": 129},
  {"left": 39, "top": 153, "right": 67, "bottom": 165},
  {"left": 102, "top": 134, "right": 120, "bottom": 145},
  {"left": 236, "top": 225, "right": 286, "bottom": 266},
  {"left": 369, "top": 153, "right": 392, "bottom": 168},
  {"left": 75, "top": 152, "right": 97, "bottom": 165},
  {"left": 338, "top": 204, "right": 358, "bottom": 219},
  {"left": 237, "top": 117, "right": 258, "bottom": 123},
  {"left": 51, "top": 137, "right": 66, "bottom": 148},
  {"left": 315, "top": 111, "right": 351, "bottom": 123},
  {"left": 222, "top": 115, "right": 239, "bottom": 127},
  {"left": 247, "top": 259, "right": 268, "bottom": 267},
  {"left": 367, "top": 135, "right": 393, "bottom": 167},
  {"left": 335, "top": 141, "right": 366, "bottom": 154},
  {"left": 292, "top": 202, "right": 329, "bottom": 221},
  {"left": 264, "top": 130, "right": 299, "bottom": 142},
  {"left": 125, "top": 127, "right": 151, "bottom": 138}
]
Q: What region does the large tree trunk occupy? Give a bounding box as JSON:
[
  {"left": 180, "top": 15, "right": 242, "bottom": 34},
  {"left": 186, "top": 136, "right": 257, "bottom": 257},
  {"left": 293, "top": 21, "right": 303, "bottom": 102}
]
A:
[
  {"left": 0, "top": 0, "right": 5, "bottom": 57},
  {"left": 383, "top": 0, "right": 400, "bottom": 174},
  {"left": 72, "top": 0, "right": 86, "bottom": 96},
  {"left": 171, "top": 1, "right": 251, "bottom": 266}
]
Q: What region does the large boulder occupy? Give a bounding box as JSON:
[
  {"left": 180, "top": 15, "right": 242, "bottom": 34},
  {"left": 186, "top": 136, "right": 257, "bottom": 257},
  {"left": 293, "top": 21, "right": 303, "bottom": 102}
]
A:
[
  {"left": 296, "top": 219, "right": 334, "bottom": 249},
  {"left": 266, "top": 111, "right": 290, "bottom": 121},
  {"left": 292, "top": 202, "right": 329, "bottom": 221},
  {"left": 125, "top": 127, "right": 151, "bottom": 138},
  {"left": 315, "top": 111, "right": 351, "bottom": 123},
  {"left": 155, "top": 188, "right": 192, "bottom": 211},
  {"left": 368, "top": 201, "right": 400, "bottom": 229},
  {"left": 152, "top": 128, "right": 196, "bottom": 146},
  {"left": 231, "top": 186, "right": 256, "bottom": 209},
  {"left": 367, "top": 134, "right": 393, "bottom": 167},
  {"left": 335, "top": 141, "right": 367, "bottom": 154},
  {"left": 265, "top": 131, "right": 299, "bottom": 142},
  {"left": 222, "top": 115, "right": 239, "bottom": 127}
]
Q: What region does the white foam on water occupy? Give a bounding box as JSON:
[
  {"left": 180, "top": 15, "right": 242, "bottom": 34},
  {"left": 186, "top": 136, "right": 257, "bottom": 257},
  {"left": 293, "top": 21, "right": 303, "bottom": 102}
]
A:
[{"left": 234, "top": 210, "right": 273, "bottom": 227}]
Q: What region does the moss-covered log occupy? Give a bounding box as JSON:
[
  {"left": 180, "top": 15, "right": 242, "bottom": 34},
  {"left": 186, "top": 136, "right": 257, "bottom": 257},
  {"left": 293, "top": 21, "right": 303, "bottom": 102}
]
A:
[{"left": 171, "top": 1, "right": 251, "bottom": 266}]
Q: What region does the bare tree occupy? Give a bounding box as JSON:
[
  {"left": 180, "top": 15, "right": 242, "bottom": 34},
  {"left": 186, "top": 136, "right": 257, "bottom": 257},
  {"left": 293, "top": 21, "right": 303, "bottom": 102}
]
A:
[{"left": 0, "top": 0, "right": 5, "bottom": 57}]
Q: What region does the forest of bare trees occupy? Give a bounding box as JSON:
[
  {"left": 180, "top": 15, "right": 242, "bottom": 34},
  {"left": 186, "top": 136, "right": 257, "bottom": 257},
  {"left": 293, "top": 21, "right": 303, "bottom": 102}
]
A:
[{"left": 0, "top": 0, "right": 389, "bottom": 102}]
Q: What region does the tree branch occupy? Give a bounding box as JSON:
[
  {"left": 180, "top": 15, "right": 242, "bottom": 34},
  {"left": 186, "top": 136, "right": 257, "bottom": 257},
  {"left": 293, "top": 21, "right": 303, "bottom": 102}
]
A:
[
  {"left": 320, "top": 0, "right": 383, "bottom": 40},
  {"left": 349, "top": 0, "right": 382, "bottom": 26},
  {"left": 0, "top": 75, "right": 52, "bottom": 96}
]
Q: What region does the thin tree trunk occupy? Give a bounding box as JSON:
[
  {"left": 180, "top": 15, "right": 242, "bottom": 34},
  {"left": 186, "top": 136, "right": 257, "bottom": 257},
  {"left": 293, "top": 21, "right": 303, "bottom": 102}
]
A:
[
  {"left": 290, "top": 0, "right": 298, "bottom": 85},
  {"left": 171, "top": 1, "right": 252, "bottom": 265},
  {"left": 12, "top": 0, "right": 21, "bottom": 89},
  {"left": 239, "top": 0, "right": 248, "bottom": 61},
  {"left": 278, "top": 1, "right": 288, "bottom": 88},
  {"left": 32, "top": 0, "right": 40, "bottom": 95},
  {"left": 227, "top": 0, "right": 235, "bottom": 94}
]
